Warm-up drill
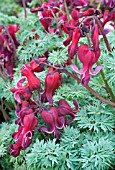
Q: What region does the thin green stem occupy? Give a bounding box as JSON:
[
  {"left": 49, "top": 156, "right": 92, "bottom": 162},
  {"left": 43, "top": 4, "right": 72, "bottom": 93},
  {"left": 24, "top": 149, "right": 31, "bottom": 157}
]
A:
[
  {"left": 74, "top": 54, "right": 78, "bottom": 66},
  {"left": 64, "top": 0, "right": 70, "bottom": 21},
  {"left": 94, "top": 17, "right": 115, "bottom": 102},
  {"left": 53, "top": 7, "right": 65, "bottom": 15},
  {"left": 97, "top": 62, "right": 115, "bottom": 102},
  {"left": 50, "top": 9, "right": 63, "bottom": 37},
  {"left": 85, "top": 32, "right": 92, "bottom": 48}
]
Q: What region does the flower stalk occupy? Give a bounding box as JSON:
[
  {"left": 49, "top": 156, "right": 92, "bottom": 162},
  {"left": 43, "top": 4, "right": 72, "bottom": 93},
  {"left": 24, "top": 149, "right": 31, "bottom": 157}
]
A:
[
  {"left": 84, "top": 18, "right": 115, "bottom": 102},
  {"left": 42, "top": 62, "right": 115, "bottom": 107},
  {"left": 97, "top": 61, "right": 115, "bottom": 102},
  {"left": 22, "top": 0, "right": 27, "bottom": 18},
  {"left": 94, "top": 16, "right": 112, "bottom": 52},
  {"left": 64, "top": 0, "right": 70, "bottom": 21},
  {"left": 62, "top": 68, "right": 115, "bottom": 107}
]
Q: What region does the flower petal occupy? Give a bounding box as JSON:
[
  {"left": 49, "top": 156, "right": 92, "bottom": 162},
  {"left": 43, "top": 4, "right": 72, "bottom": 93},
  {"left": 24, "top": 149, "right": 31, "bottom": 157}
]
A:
[
  {"left": 89, "top": 65, "right": 102, "bottom": 75},
  {"left": 14, "top": 91, "right": 22, "bottom": 103},
  {"left": 17, "top": 78, "right": 26, "bottom": 87},
  {"left": 70, "top": 64, "right": 86, "bottom": 74}
]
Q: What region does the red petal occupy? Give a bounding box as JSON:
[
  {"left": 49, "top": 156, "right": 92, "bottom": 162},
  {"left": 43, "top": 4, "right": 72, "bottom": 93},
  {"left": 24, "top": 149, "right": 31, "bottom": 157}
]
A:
[
  {"left": 91, "top": 24, "right": 99, "bottom": 51},
  {"left": 68, "top": 27, "right": 81, "bottom": 59}
]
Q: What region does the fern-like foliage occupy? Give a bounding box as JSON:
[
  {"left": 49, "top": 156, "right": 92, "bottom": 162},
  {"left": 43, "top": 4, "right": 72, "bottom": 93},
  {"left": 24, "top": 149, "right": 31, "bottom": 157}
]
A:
[
  {"left": 79, "top": 134, "right": 115, "bottom": 170},
  {"left": 16, "top": 17, "right": 65, "bottom": 62},
  {"left": 104, "top": 51, "right": 115, "bottom": 88},
  {"left": 0, "top": 122, "right": 17, "bottom": 161},
  {"left": 26, "top": 139, "right": 63, "bottom": 170},
  {"left": 0, "top": 0, "right": 22, "bottom": 16},
  {"left": 75, "top": 103, "right": 114, "bottom": 132}
]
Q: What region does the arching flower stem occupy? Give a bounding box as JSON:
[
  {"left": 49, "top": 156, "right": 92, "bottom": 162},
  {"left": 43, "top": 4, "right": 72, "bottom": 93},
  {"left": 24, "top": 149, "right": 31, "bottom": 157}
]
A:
[{"left": 42, "top": 62, "right": 115, "bottom": 107}]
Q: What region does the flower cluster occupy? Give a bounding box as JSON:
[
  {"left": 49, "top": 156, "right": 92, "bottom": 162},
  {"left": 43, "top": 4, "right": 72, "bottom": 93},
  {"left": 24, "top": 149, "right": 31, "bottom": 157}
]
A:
[
  {"left": 9, "top": 56, "right": 79, "bottom": 157},
  {"left": 9, "top": 0, "right": 115, "bottom": 157},
  {"left": 30, "top": 0, "right": 115, "bottom": 85},
  {"left": 0, "top": 24, "right": 19, "bottom": 80},
  {"left": 99, "top": 0, "right": 115, "bottom": 8}
]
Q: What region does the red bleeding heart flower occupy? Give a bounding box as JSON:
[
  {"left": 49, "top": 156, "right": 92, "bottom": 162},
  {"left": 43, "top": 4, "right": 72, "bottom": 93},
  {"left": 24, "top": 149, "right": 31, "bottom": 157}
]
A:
[
  {"left": 0, "top": 24, "right": 19, "bottom": 80},
  {"left": 71, "top": 9, "right": 79, "bottom": 21},
  {"left": 40, "top": 99, "right": 79, "bottom": 138},
  {"left": 71, "top": 44, "right": 102, "bottom": 85},
  {"left": 9, "top": 113, "right": 38, "bottom": 157},
  {"left": 63, "top": 20, "right": 76, "bottom": 46},
  {"left": 10, "top": 78, "right": 32, "bottom": 103},
  {"left": 74, "top": 0, "right": 88, "bottom": 8},
  {"left": 91, "top": 24, "right": 99, "bottom": 51},
  {"left": 99, "top": 0, "right": 115, "bottom": 8},
  {"left": 41, "top": 106, "right": 65, "bottom": 138},
  {"left": 7, "top": 24, "right": 20, "bottom": 47},
  {"left": 57, "top": 99, "right": 79, "bottom": 124},
  {"left": 20, "top": 64, "right": 41, "bottom": 91},
  {"left": 68, "top": 27, "right": 81, "bottom": 59},
  {"left": 30, "top": 2, "right": 53, "bottom": 32},
  {"left": 102, "top": 10, "right": 115, "bottom": 28},
  {"left": 44, "top": 67, "right": 62, "bottom": 105},
  {"left": 30, "top": 57, "right": 46, "bottom": 72},
  {"left": 80, "top": 8, "right": 95, "bottom": 17},
  {"left": 15, "top": 101, "right": 34, "bottom": 125}
]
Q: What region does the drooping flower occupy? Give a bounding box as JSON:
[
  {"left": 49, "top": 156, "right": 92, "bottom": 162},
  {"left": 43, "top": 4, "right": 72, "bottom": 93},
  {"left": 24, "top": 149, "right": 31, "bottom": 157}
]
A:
[
  {"left": 30, "top": 2, "right": 54, "bottom": 32},
  {"left": 40, "top": 99, "right": 79, "bottom": 138},
  {"left": 30, "top": 57, "right": 46, "bottom": 72},
  {"left": 68, "top": 27, "right": 81, "bottom": 59},
  {"left": 102, "top": 10, "right": 115, "bottom": 28},
  {"left": 10, "top": 78, "right": 32, "bottom": 103},
  {"left": 80, "top": 8, "right": 95, "bottom": 17},
  {"left": 74, "top": 0, "right": 88, "bottom": 8},
  {"left": 0, "top": 24, "right": 19, "bottom": 80},
  {"left": 15, "top": 100, "right": 34, "bottom": 125},
  {"left": 9, "top": 113, "right": 38, "bottom": 157},
  {"left": 71, "top": 44, "right": 102, "bottom": 85},
  {"left": 20, "top": 64, "right": 41, "bottom": 91},
  {"left": 57, "top": 99, "right": 79, "bottom": 124},
  {"left": 41, "top": 106, "right": 65, "bottom": 138},
  {"left": 7, "top": 24, "right": 20, "bottom": 47},
  {"left": 44, "top": 67, "right": 62, "bottom": 105},
  {"left": 99, "top": 0, "right": 115, "bottom": 8},
  {"left": 71, "top": 9, "right": 79, "bottom": 22},
  {"left": 15, "top": 101, "right": 29, "bottom": 118},
  {"left": 91, "top": 24, "right": 99, "bottom": 51},
  {"left": 63, "top": 20, "right": 76, "bottom": 46}
]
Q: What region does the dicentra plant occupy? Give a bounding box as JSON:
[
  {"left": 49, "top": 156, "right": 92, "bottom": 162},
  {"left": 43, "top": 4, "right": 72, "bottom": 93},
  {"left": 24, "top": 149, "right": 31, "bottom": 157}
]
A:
[{"left": 0, "top": 0, "right": 115, "bottom": 170}]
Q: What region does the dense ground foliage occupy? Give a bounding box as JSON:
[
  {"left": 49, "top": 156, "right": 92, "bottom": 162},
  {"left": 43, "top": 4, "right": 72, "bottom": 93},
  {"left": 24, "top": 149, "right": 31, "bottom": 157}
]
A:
[{"left": 0, "top": 0, "right": 115, "bottom": 170}]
